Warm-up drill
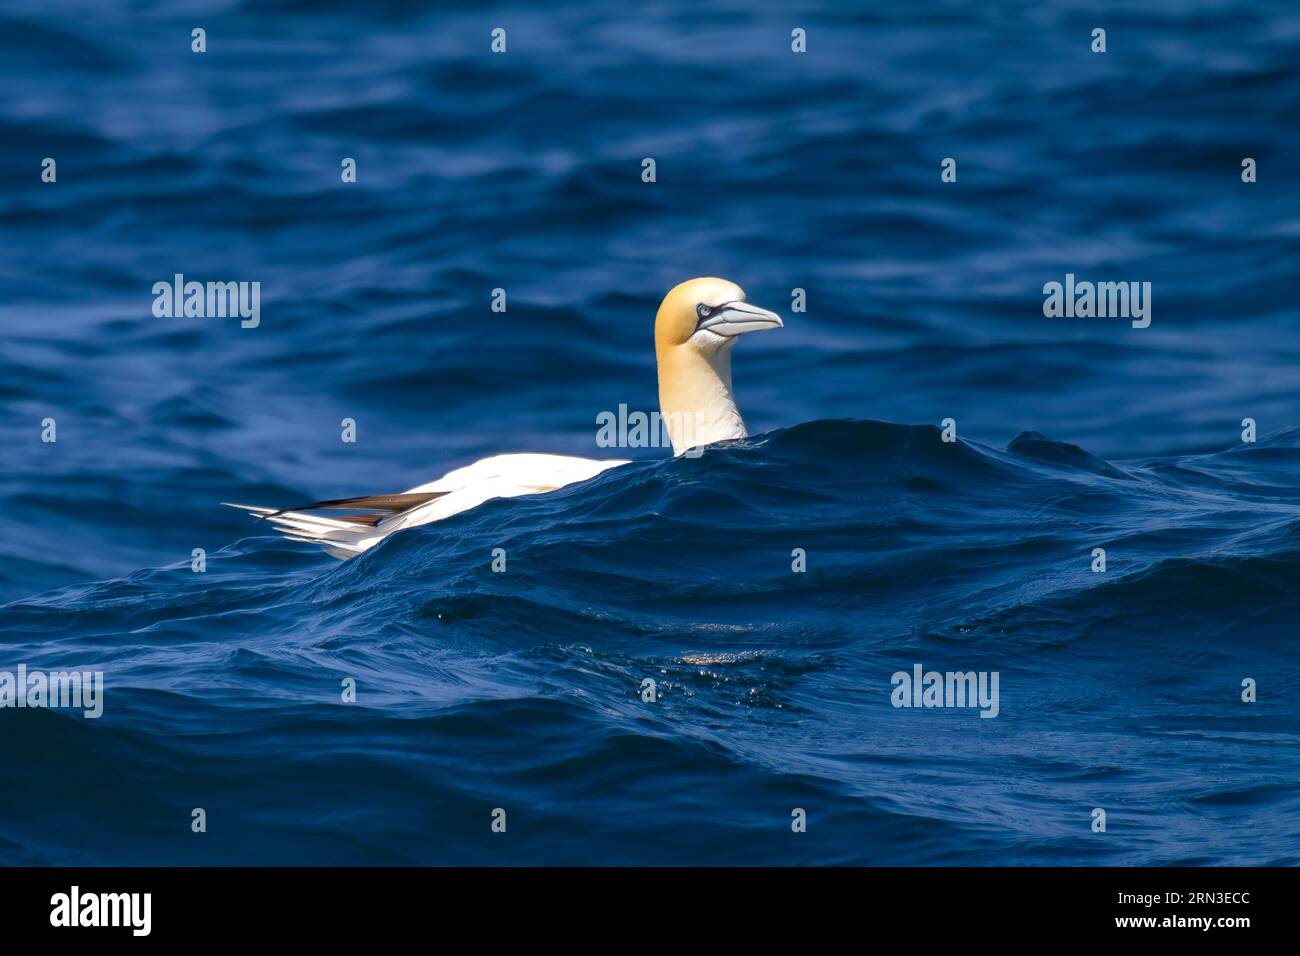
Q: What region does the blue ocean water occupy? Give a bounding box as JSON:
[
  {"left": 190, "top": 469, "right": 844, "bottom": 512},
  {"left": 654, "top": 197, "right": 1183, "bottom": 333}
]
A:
[{"left": 1, "top": 0, "right": 1298, "bottom": 865}]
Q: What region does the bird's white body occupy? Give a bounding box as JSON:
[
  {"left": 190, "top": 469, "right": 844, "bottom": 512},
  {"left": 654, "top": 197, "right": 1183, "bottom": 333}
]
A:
[
  {"left": 228, "top": 453, "right": 627, "bottom": 558},
  {"left": 228, "top": 278, "right": 781, "bottom": 558}
]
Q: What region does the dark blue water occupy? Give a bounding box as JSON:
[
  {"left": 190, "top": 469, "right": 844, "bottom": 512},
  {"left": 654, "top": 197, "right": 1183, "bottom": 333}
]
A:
[{"left": 2, "top": 1, "right": 1298, "bottom": 865}]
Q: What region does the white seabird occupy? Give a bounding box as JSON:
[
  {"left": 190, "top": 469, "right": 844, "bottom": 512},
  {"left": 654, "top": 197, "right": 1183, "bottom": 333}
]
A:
[{"left": 226, "top": 277, "right": 782, "bottom": 557}]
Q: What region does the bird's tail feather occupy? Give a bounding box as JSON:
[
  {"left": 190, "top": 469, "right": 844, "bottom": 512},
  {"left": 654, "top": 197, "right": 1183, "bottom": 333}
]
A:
[{"left": 221, "top": 492, "right": 445, "bottom": 557}]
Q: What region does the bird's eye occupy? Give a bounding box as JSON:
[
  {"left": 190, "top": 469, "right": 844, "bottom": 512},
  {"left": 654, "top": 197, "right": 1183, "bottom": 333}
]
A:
[{"left": 697, "top": 304, "right": 712, "bottom": 319}]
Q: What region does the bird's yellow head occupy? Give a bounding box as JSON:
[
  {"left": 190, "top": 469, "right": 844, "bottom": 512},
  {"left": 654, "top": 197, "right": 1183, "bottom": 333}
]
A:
[{"left": 654, "top": 277, "right": 783, "bottom": 354}]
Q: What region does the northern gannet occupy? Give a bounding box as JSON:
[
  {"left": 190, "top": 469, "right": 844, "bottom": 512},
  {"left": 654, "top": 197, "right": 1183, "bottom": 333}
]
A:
[{"left": 226, "top": 277, "right": 782, "bottom": 557}]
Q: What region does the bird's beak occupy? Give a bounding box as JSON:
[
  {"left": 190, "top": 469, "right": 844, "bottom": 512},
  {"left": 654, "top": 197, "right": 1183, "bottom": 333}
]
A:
[{"left": 698, "top": 301, "right": 784, "bottom": 337}]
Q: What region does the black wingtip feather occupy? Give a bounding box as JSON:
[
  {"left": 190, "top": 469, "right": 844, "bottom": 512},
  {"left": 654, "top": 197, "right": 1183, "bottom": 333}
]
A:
[{"left": 266, "top": 491, "right": 447, "bottom": 520}]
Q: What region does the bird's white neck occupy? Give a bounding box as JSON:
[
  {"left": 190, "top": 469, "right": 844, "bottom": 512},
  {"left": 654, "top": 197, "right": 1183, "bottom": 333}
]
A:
[{"left": 657, "top": 340, "right": 747, "bottom": 456}]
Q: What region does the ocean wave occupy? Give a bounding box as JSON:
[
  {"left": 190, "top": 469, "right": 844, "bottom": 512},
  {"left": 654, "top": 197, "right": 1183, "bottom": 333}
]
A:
[{"left": 3, "top": 421, "right": 1298, "bottom": 864}]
